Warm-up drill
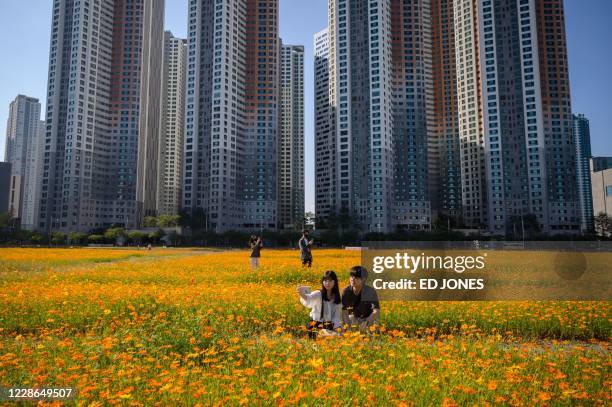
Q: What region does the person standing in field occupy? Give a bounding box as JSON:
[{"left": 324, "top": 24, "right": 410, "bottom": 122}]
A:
[
  {"left": 249, "top": 235, "right": 263, "bottom": 270},
  {"left": 341, "top": 266, "right": 380, "bottom": 333},
  {"left": 298, "top": 229, "right": 313, "bottom": 268}
]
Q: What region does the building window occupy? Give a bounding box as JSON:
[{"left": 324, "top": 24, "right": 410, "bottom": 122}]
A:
[{"left": 606, "top": 186, "right": 612, "bottom": 197}]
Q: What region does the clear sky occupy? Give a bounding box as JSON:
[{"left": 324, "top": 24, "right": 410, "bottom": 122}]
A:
[{"left": 0, "top": 0, "right": 610, "bottom": 213}]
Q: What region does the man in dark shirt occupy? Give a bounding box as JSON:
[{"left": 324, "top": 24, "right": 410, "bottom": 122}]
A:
[
  {"left": 298, "top": 229, "right": 313, "bottom": 268},
  {"left": 341, "top": 266, "right": 380, "bottom": 332},
  {"left": 249, "top": 235, "right": 263, "bottom": 269}
]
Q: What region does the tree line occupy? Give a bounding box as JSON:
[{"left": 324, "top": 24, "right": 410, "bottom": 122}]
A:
[{"left": 0, "top": 211, "right": 610, "bottom": 247}]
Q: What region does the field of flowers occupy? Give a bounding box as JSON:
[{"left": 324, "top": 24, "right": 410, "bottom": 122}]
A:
[{"left": 0, "top": 248, "right": 610, "bottom": 405}]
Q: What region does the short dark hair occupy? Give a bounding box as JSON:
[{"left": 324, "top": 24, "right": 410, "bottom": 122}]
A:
[
  {"left": 302, "top": 229, "right": 310, "bottom": 234},
  {"left": 349, "top": 266, "right": 368, "bottom": 281}
]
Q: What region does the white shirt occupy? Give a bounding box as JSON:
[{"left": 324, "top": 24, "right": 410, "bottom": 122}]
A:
[{"left": 300, "top": 289, "right": 342, "bottom": 329}]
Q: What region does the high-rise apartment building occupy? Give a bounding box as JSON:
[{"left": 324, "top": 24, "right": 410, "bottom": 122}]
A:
[
  {"left": 328, "top": 0, "right": 395, "bottom": 233},
  {"left": 314, "top": 28, "right": 336, "bottom": 225},
  {"left": 319, "top": 0, "right": 578, "bottom": 234},
  {"left": 454, "top": 0, "right": 579, "bottom": 234},
  {"left": 40, "top": 0, "right": 164, "bottom": 232},
  {"left": 158, "top": 31, "right": 187, "bottom": 216},
  {"left": 4, "top": 95, "right": 44, "bottom": 230},
  {"left": 573, "top": 114, "right": 593, "bottom": 232},
  {"left": 392, "top": 0, "right": 464, "bottom": 230},
  {"left": 22, "top": 121, "right": 46, "bottom": 230},
  {"left": 183, "top": 0, "right": 280, "bottom": 232},
  {"left": 279, "top": 44, "right": 305, "bottom": 229},
  {"left": 322, "top": 0, "right": 460, "bottom": 232},
  {"left": 0, "top": 162, "right": 11, "bottom": 215},
  {"left": 136, "top": 0, "right": 166, "bottom": 222},
  {"left": 454, "top": 0, "right": 487, "bottom": 229},
  {"left": 391, "top": 0, "right": 432, "bottom": 231},
  {"left": 430, "top": 0, "right": 462, "bottom": 222}
]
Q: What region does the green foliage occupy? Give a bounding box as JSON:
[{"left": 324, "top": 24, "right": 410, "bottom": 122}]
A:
[
  {"left": 143, "top": 216, "right": 158, "bottom": 228},
  {"left": 127, "top": 231, "right": 147, "bottom": 245},
  {"left": 157, "top": 214, "right": 180, "bottom": 228},
  {"left": 148, "top": 229, "right": 164, "bottom": 243},
  {"left": 104, "top": 228, "right": 125, "bottom": 244},
  {"left": 88, "top": 235, "right": 105, "bottom": 244},
  {"left": 30, "top": 232, "right": 44, "bottom": 244},
  {"left": 0, "top": 212, "right": 16, "bottom": 228},
  {"left": 51, "top": 231, "right": 65, "bottom": 246},
  {"left": 594, "top": 212, "right": 611, "bottom": 236},
  {"left": 68, "top": 232, "right": 88, "bottom": 245}
]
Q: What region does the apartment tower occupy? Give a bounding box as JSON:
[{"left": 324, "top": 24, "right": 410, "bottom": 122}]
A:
[
  {"left": 323, "top": 0, "right": 463, "bottom": 232},
  {"left": 40, "top": 0, "right": 164, "bottom": 232},
  {"left": 158, "top": 32, "right": 187, "bottom": 216},
  {"left": 573, "top": 114, "right": 593, "bottom": 232},
  {"left": 328, "top": 0, "right": 395, "bottom": 233},
  {"left": 4, "top": 95, "right": 44, "bottom": 230},
  {"left": 454, "top": 0, "right": 578, "bottom": 234},
  {"left": 279, "top": 44, "right": 305, "bottom": 229},
  {"left": 0, "top": 162, "right": 11, "bottom": 215},
  {"left": 183, "top": 0, "right": 280, "bottom": 232},
  {"left": 314, "top": 28, "right": 337, "bottom": 225}
]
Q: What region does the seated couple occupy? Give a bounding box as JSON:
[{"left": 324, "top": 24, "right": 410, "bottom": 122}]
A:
[{"left": 296, "top": 266, "right": 380, "bottom": 338}]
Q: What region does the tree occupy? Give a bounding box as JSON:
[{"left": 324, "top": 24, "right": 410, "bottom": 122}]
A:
[
  {"left": 68, "top": 232, "right": 88, "bottom": 246},
  {"left": 104, "top": 228, "right": 125, "bottom": 245},
  {"left": 128, "top": 231, "right": 147, "bottom": 245},
  {"left": 157, "top": 214, "right": 180, "bottom": 228},
  {"left": 594, "top": 212, "right": 611, "bottom": 237},
  {"left": 167, "top": 231, "right": 181, "bottom": 246},
  {"left": 148, "top": 229, "right": 164, "bottom": 244},
  {"left": 51, "top": 232, "right": 65, "bottom": 246},
  {"left": 88, "top": 235, "right": 105, "bottom": 245},
  {"left": 305, "top": 212, "right": 315, "bottom": 227},
  {"left": 143, "top": 216, "right": 158, "bottom": 228},
  {"left": 0, "top": 212, "right": 16, "bottom": 229},
  {"left": 30, "top": 232, "right": 44, "bottom": 245},
  {"left": 293, "top": 216, "right": 307, "bottom": 233}
]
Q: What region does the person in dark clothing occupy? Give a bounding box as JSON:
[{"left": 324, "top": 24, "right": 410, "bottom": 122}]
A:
[
  {"left": 298, "top": 229, "right": 313, "bottom": 268},
  {"left": 249, "top": 235, "right": 263, "bottom": 269},
  {"left": 341, "top": 266, "right": 380, "bottom": 332}
]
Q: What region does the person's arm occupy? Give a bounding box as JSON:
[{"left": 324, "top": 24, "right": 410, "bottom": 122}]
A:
[
  {"left": 342, "top": 309, "right": 350, "bottom": 326},
  {"left": 297, "top": 287, "right": 317, "bottom": 307},
  {"left": 366, "top": 307, "right": 379, "bottom": 324},
  {"left": 366, "top": 289, "right": 380, "bottom": 323}
]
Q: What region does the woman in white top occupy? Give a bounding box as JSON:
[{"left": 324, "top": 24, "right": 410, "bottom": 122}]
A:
[{"left": 297, "top": 270, "right": 343, "bottom": 338}]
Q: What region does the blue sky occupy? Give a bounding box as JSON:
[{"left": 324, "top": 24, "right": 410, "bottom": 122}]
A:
[{"left": 0, "top": 0, "right": 610, "bottom": 213}]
